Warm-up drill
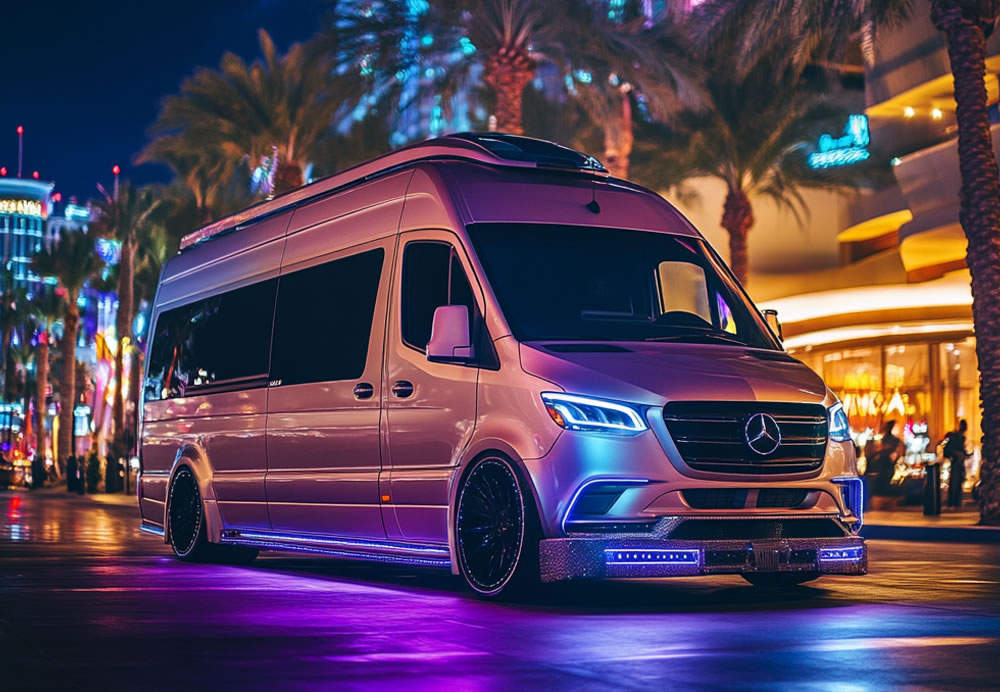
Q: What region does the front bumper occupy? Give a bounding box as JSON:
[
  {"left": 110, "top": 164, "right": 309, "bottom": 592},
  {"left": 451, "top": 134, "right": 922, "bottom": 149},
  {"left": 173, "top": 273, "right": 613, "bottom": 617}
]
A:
[{"left": 539, "top": 534, "right": 867, "bottom": 582}]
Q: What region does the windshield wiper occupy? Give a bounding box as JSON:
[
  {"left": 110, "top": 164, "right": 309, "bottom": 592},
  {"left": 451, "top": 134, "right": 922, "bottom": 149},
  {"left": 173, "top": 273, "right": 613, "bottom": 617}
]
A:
[{"left": 644, "top": 331, "right": 747, "bottom": 346}]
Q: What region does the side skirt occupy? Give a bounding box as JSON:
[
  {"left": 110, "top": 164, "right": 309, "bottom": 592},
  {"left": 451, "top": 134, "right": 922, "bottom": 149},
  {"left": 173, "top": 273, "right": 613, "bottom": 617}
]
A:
[{"left": 217, "top": 529, "right": 452, "bottom": 569}]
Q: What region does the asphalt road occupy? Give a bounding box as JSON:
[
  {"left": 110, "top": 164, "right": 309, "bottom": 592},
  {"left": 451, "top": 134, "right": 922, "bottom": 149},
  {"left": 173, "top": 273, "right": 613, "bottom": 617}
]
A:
[{"left": 2, "top": 491, "right": 999, "bottom": 691}]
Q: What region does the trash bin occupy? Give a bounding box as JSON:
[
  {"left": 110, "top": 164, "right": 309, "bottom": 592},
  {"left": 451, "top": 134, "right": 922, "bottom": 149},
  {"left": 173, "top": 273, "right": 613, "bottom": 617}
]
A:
[{"left": 924, "top": 462, "right": 941, "bottom": 516}]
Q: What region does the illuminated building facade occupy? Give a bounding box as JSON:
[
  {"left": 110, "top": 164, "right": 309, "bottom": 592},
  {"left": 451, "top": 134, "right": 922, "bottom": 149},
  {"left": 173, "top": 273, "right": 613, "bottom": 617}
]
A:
[
  {"left": 735, "top": 0, "right": 998, "bottom": 487},
  {"left": 0, "top": 178, "right": 53, "bottom": 290}
]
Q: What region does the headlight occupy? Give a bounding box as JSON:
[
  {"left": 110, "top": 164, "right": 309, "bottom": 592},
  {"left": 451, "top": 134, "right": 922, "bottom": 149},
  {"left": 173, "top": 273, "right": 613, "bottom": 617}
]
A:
[
  {"left": 829, "top": 402, "right": 851, "bottom": 442},
  {"left": 541, "top": 392, "right": 648, "bottom": 434}
]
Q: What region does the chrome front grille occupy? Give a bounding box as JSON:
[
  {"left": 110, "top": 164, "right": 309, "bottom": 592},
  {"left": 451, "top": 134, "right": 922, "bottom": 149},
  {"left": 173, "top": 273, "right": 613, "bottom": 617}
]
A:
[{"left": 663, "top": 402, "right": 828, "bottom": 475}]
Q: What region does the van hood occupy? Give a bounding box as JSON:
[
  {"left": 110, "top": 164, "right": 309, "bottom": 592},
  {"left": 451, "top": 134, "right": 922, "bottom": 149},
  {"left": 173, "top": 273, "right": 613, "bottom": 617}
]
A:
[{"left": 519, "top": 341, "right": 828, "bottom": 406}]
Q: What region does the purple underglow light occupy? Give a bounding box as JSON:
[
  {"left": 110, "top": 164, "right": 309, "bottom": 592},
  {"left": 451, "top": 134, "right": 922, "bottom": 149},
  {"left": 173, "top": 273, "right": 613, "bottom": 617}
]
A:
[
  {"left": 232, "top": 531, "right": 450, "bottom": 557},
  {"left": 222, "top": 538, "right": 452, "bottom": 568}
]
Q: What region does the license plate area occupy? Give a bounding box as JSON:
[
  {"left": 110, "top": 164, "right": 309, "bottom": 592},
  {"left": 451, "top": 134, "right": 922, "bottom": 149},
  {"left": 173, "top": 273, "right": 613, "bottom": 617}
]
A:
[{"left": 751, "top": 543, "right": 783, "bottom": 571}]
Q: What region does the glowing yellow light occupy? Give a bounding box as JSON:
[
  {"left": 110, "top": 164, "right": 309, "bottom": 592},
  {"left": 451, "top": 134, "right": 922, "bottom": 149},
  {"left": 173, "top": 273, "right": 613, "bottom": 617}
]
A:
[
  {"left": 903, "top": 106, "right": 915, "bottom": 118},
  {"left": 931, "top": 108, "right": 943, "bottom": 120},
  {"left": 0, "top": 199, "right": 43, "bottom": 218}
]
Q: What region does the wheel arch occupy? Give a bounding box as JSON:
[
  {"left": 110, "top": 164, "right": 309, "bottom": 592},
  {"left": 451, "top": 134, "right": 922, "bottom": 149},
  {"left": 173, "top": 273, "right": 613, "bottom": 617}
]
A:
[
  {"left": 163, "top": 442, "right": 223, "bottom": 545},
  {"left": 447, "top": 441, "right": 543, "bottom": 575}
]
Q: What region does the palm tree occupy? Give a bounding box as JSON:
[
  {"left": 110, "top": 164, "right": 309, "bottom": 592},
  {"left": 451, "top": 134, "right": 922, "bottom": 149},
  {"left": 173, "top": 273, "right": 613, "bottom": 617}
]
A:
[
  {"left": 324, "top": 0, "right": 697, "bottom": 148},
  {"left": 142, "top": 30, "right": 350, "bottom": 195},
  {"left": 924, "top": 2, "right": 1000, "bottom": 525},
  {"left": 10, "top": 326, "right": 35, "bottom": 457},
  {"left": 91, "top": 183, "right": 159, "bottom": 457},
  {"left": 31, "top": 289, "right": 64, "bottom": 463},
  {"left": 631, "top": 54, "right": 865, "bottom": 285},
  {"left": 710, "top": 0, "right": 1000, "bottom": 523},
  {"left": 32, "top": 230, "right": 105, "bottom": 471},
  {"left": 0, "top": 266, "right": 27, "bottom": 401}
]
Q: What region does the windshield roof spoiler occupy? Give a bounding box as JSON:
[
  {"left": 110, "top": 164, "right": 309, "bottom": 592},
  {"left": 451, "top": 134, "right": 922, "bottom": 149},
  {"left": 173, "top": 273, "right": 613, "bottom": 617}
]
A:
[{"left": 179, "top": 133, "right": 608, "bottom": 251}]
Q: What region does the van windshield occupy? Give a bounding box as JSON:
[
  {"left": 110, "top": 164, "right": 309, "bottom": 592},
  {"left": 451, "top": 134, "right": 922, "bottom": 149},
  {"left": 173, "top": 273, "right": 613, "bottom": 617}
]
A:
[{"left": 467, "top": 223, "right": 779, "bottom": 349}]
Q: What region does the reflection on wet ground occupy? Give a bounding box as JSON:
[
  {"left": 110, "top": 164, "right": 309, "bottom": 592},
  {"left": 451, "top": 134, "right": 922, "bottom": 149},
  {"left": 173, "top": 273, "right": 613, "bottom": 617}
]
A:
[{"left": 2, "top": 491, "right": 999, "bottom": 690}]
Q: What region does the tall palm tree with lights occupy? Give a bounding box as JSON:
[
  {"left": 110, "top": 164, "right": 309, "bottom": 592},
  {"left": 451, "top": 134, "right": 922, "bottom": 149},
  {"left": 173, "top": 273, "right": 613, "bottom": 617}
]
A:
[
  {"left": 705, "top": 0, "right": 1000, "bottom": 522},
  {"left": 143, "top": 30, "right": 352, "bottom": 196},
  {"left": 32, "top": 230, "right": 105, "bottom": 472},
  {"left": 91, "top": 182, "right": 159, "bottom": 458},
  {"left": 323, "top": 0, "right": 697, "bottom": 159},
  {"left": 31, "top": 289, "right": 64, "bottom": 463}
]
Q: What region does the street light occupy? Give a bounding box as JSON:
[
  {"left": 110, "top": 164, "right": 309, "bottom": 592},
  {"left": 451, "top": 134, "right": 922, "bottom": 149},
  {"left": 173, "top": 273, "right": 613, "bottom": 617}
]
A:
[
  {"left": 16, "top": 126, "right": 23, "bottom": 178},
  {"left": 112, "top": 164, "right": 120, "bottom": 201}
]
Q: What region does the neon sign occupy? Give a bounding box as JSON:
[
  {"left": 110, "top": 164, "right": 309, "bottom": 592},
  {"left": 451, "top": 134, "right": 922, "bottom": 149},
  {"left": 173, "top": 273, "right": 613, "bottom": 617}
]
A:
[
  {"left": 808, "top": 114, "right": 871, "bottom": 169},
  {"left": 0, "top": 199, "right": 43, "bottom": 218}
]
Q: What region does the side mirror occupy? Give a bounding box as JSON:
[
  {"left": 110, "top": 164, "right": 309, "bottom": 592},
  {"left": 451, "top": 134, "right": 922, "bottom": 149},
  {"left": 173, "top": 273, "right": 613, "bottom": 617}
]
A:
[
  {"left": 427, "top": 305, "right": 475, "bottom": 363},
  {"left": 762, "top": 308, "right": 783, "bottom": 342}
]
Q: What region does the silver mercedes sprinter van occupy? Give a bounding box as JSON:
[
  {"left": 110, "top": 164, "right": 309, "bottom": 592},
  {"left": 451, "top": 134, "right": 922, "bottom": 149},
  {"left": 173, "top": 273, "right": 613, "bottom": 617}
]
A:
[{"left": 138, "top": 133, "right": 866, "bottom": 597}]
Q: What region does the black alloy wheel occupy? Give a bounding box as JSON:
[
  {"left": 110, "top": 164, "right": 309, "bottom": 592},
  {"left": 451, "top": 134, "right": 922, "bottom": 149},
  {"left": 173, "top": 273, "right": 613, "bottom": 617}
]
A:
[
  {"left": 456, "top": 457, "right": 538, "bottom": 597},
  {"left": 168, "top": 467, "right": 206, "bottom": 560},
  {"left": 742, "top": 572, "right": 820, "bottom": 587}
]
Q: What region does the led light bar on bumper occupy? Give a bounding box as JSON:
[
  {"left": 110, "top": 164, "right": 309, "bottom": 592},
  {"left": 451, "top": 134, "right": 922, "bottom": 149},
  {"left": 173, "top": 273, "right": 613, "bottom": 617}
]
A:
[{"left": 541, "top": 392, "right": 647, "bottom": 434}]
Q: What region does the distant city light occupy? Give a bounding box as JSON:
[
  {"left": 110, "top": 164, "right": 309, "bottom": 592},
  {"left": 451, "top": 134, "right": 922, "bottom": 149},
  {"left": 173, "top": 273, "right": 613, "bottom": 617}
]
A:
[
  {"left": 891, "top": 157, "right": 902, "bottom": 166},
  {"left": 32, "top": 171, "right": 39, "bottom": 179},
  {"left": 903, "top": 106, "right": 915, "bottom": 118},
  {"left": 931, "top": 108, "right": 943, "bottom": 120},
  {"left": 0, "top": 168, "right": 6, "bottom": 177}
]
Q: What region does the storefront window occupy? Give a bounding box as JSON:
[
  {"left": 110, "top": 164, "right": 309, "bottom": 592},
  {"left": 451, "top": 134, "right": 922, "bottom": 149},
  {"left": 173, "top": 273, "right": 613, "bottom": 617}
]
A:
[
  {"left": 822, "top": 348, "right": 882, "bottom": 444},
  {"left": 939, "top": 338, "right": 981, "bottom": 487}
]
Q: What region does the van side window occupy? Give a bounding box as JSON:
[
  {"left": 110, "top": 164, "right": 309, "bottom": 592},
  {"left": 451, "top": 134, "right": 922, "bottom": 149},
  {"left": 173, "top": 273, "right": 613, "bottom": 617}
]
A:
[
  {"left": 270, "top": 248, "right": 384, "bottom": 386},
  {"left": 401, "top": 242, "right": 475, "bottom": 352},
  {"left": 144, "top": 279, "right": 277, "bottom": 401}
]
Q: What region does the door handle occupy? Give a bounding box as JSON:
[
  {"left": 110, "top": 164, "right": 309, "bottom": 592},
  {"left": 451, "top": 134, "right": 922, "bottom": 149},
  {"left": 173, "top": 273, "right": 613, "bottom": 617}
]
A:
[
  {"left": 391, "top": 380, "right": 414, "bottom": 398},
  {"left": 353, "top": 382, "right": 374, "bottom": 400}
]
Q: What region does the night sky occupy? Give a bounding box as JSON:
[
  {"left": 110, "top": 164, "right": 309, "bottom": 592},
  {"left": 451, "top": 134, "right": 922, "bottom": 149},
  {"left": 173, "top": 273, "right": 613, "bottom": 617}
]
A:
[{"left": 0, "top": 0, "right": 325, "bottom": 202}]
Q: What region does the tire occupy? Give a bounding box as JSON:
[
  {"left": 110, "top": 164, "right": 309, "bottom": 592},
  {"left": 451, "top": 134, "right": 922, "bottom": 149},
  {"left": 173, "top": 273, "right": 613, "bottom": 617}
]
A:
[
  {"left": 455, "top": 455, "right": 540, "bottom": 598},
  {"left": 741, "top": 572, "right": 820, "bottom": 587},
  {"left": 167, "top": 466, "right": 258, "bottom": 564}
]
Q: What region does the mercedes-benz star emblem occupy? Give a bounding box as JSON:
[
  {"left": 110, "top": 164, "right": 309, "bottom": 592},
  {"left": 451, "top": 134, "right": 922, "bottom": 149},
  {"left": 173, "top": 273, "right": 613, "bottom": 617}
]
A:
[{"left": 745, "top": 413, "right": 781, "bottom": 455}]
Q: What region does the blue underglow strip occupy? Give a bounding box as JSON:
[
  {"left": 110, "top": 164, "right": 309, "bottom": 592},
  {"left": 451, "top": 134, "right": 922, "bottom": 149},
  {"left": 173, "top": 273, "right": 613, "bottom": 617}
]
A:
[
  {"left": 139, "top": 524, "right": 165, "bottom": 537},
  {"left": 223, "top": 538, "right": 452, "bottom": 568},
  {"left": 604, "top": 548, "right": 700, "bottom": 566},
  {"left": 818, "top": 546, "right": 864, "bottom": 562},
  {"left": 832, "top": 476, "right": 864, "bottom": 529},
  {"left": 233, "top": 531, "right": 450, "bottom": 557},
  {"left": 561, "top": 478, "right": 650, "bottom": 534},
  {"left": 541, "top": 392, "right": 648, "bottom": 433}
]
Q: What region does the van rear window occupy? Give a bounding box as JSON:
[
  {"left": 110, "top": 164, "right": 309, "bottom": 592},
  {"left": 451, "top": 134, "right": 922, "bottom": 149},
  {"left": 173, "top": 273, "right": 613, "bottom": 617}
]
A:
[{"left": 145, "top": 279, "right": 277, "bottom": 401}]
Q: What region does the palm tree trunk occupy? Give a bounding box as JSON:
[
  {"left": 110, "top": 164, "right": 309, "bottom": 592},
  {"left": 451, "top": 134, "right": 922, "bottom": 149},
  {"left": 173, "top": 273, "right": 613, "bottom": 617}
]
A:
[
  {"left": 932, "top": 1, "right": 1000, "bottom": 525},
  {"left": 484, "top": 49, "right": 534, "bottom": 135},
  {"left": 721, "top": 186, "right": 754, "bottom": 286},
  {"left": 112, "top": 238, "right": 134, "bottom": 457},
  {"left": 603, "top": 91, "right": 634, "bottom": 179},
  {"left": 57, "top": 303, "right": 80, "bottom": 475},
  {"left": 1, "top": 324, "right": 11, "bottom": 401},
  {"left": 36, "top": 335, "right": 49, "bottom": 462}
]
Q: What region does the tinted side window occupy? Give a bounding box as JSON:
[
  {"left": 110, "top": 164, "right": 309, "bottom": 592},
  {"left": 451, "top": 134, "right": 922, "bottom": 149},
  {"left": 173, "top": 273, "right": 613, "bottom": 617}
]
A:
[
  {"left": 144, "top": 279, "right": 277, "bottom": 401},
  {"left": 270, "top": 248, "right": 384, "bottom": 385},
  {"left": 401, "top": 242, "right": 475, "bottom": 351}
]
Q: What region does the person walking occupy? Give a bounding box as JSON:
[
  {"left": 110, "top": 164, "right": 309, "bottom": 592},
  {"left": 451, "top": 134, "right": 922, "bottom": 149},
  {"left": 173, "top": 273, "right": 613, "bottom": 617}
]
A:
[{"left": 941, "top": 420, "right": 970, "bottom": 509}]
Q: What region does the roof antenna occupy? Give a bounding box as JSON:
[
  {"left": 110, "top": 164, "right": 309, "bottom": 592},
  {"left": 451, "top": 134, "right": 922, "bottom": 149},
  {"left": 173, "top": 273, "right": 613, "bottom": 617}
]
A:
[{"left": 586, "top": 178, "right": 601, "bottom": 214}]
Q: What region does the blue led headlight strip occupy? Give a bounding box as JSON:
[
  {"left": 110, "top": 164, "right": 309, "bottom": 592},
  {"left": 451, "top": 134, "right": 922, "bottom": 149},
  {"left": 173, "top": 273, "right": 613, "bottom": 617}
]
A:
[{"left": 541, "top": 392, "right": 648, "bottom": 434}]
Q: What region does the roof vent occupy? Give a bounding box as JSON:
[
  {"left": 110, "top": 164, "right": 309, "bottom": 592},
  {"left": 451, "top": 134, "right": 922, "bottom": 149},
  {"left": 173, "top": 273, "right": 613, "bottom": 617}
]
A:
[{"left": 448, "top": 133, "right": 607, "bottom": 173}]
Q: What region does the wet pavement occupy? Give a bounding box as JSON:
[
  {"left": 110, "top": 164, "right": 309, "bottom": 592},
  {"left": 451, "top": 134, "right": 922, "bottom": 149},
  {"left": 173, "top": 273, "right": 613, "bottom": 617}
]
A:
[{"left": 2, "top": 490, "right": 999, "bottom": 691}]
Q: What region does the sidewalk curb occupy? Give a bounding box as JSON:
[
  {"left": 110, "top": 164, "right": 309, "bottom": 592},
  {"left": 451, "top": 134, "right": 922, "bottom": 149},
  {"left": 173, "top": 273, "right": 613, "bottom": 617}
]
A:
[{"left": 861, "top": 523, "right": 1000, "bottom": 544}]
